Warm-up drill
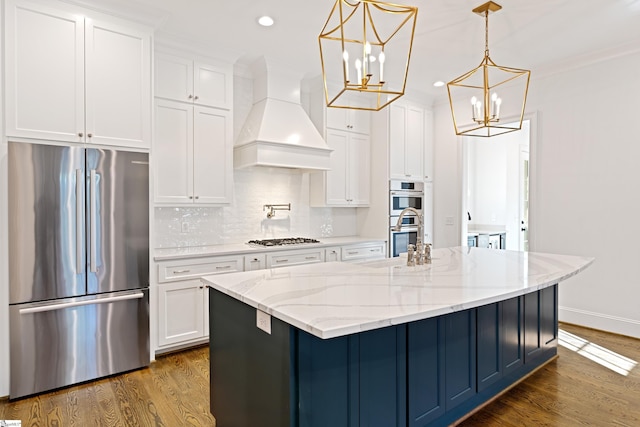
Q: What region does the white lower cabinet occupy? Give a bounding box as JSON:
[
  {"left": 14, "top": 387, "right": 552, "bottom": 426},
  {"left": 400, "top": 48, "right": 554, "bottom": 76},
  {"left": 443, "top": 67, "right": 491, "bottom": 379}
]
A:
[
  {"left": 266, "top": 248, "right": 325, "bottom": 269},
  {"left": 155, "top": 241, "right": 386, "bottom": 352},
  {"left": 244, "top": 254, "right": 266, "bottom": 271},
  {"left": 325, "top": 247, "right": 342, "bottom": 262},
  {"left": 341, "top": 242, "right": 386, "bottom": 262},
  {"left": 156, "top": 255, "right": 243, "bottom": 350}
]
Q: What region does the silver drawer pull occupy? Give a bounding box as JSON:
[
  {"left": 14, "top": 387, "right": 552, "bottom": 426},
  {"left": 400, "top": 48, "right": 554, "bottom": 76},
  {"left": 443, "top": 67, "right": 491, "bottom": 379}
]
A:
[
  {"left": 347, "top": 251, "right": 358, "bottom": 255},
  {"left": 305, "top": 256, "right": 317, "bottom": 260},
  {"left": 370, "top": 249, "right": 378, "bottom": 252},
  {"left": 276, "top": 259, "right": 289, "bottom": 263},
  {"left": 216, "top": 265, "right": 231, "bottom": 270},
  {"left": 173, "top": 269, "right": 190, "bottom": 274}
]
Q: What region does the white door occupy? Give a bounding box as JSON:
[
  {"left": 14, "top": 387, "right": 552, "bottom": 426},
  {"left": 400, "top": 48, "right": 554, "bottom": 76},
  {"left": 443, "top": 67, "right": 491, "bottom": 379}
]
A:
[
  {"left": 405, "top": 106, "right": 425, "bottom": 179},
  {"left": 154, "top": 100, "right": 193, "bottom": 203},
  {"left": 85, "top": 18, "right": 151, "bottom": 148},
  {"left": 155, "top": 53, "right": 194, "bottom": 103},
  {"left": 4, "top": 0, "right": 84, "bottom": 142},
  {"left": 158, "top": 280, "right": 205, "bottom": 347},
  {"left": 193, "top": 62, "right": 232, "bottom": 109},
  {"left": 325, "top": 130, "right": 349, "bottom": 205},
  {"left": 349, "top": 134, "right": 370, "bottom": 205},
  {"left": 193, "top": 106, "right": 232, "bottom": 204}
]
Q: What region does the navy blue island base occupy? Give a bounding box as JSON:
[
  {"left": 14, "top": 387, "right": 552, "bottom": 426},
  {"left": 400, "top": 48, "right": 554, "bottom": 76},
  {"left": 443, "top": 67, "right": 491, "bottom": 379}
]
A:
[{"left": 209, "top": 284, "right": 558, "bottom": 427}]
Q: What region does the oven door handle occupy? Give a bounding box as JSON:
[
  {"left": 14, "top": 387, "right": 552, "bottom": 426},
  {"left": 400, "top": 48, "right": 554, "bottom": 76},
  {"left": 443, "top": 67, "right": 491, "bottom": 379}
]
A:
[{"left": 390, "top": 226, "right": 419, "bottom": 233}]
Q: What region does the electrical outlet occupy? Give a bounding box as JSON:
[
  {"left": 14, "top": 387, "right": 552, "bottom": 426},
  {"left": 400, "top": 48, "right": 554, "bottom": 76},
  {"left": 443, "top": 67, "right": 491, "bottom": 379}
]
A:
[
  {"left": 256, "top": 309, "right": 271, "bottom": 334},
  {"left": 181, "top": 222, "right": 189, "bottom": 233}
]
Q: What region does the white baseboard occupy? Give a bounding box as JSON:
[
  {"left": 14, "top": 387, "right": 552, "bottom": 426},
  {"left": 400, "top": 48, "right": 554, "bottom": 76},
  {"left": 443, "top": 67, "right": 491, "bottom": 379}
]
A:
[{"left": 559, "top": 306, "right": 640, "bottom": 339}]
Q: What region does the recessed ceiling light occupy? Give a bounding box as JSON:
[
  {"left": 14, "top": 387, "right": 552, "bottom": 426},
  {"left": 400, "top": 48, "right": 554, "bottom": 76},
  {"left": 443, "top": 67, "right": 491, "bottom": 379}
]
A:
[
  {"left": 433, "top": 81, "right": 445, "bottom": 87},
  {"left": 258, "top": 16, "right": 274, "bottom": 27}
]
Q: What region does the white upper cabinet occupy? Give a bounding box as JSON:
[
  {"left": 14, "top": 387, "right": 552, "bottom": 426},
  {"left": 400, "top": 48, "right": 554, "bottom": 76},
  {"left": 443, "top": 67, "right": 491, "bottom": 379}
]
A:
[
  {"left": 154, "top": 99, "right": 232, "bottom": 205},
  {"left": 389, "top": 102, "right": 425, "bottom": 181},
  {"left": 326, "top": 104, "right": 371, "bottom": 135},
  {"left": 4, "top": 0, "right": 151, "bottom": 148},
  {"left": 310, "top": 129, "right": 370, "bottom": 207},
  {"left": 424, "top": 109, "right": 434, "bottom": 182},
  {"left": 155, "top": 53, "right": 232, "bottom": 110}
]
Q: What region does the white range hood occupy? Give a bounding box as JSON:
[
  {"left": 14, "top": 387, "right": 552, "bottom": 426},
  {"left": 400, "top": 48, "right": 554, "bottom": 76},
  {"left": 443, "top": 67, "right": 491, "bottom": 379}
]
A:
[{"left": 234, "top": 57, "right": 332, "bottom": 171}]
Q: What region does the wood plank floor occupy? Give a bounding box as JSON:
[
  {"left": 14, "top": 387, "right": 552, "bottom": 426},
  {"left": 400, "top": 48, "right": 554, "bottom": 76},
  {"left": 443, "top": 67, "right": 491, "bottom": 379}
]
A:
[{"left": 1, "top": 322, "right": 639, "bottom": 426}]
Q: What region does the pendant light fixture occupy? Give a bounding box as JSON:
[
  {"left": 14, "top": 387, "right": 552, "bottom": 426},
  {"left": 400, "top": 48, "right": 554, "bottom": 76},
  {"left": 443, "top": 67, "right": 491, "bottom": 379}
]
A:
[
  {"left": 318, "top": 0, "right": 418, "bottom": 111},
  {"left": 447, "top": 1, "right": 530, "bottom": 137}
]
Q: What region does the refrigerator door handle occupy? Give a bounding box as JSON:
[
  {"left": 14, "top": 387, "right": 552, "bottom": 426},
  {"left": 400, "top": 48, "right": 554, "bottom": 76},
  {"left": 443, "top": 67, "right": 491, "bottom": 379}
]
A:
[
  {"left": 18, "top": 292, "right": 145, "bottom": 315},
  {"left": 76, "top": 169, "right": 83, "bottom": 273},
  {"left": 89, "top": 169, "right": 97, "bottom": 273}
]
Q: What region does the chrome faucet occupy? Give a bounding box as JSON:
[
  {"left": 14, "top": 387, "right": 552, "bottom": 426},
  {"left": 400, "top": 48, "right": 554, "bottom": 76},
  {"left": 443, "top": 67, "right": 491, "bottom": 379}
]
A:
[{"left": 393, "top": 207, "right": 426, "bottom": 265}]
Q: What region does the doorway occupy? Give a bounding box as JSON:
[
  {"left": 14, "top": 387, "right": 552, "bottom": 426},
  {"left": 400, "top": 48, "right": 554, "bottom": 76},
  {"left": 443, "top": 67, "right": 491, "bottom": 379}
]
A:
[{"left": 461, "top": 119, "right": 531, "bottom": 251}]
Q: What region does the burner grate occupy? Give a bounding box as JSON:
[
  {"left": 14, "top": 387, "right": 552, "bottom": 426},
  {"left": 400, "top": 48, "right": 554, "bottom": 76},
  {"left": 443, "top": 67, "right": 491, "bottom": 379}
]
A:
[{"left": 247, "top": 237, "right": 321, "bottom": 247}]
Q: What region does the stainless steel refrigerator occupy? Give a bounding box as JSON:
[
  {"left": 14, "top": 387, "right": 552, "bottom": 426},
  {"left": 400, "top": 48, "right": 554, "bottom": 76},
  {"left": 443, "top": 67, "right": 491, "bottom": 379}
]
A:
[{"left": 8, "top": 141, "right": 150, "bottom": 399}]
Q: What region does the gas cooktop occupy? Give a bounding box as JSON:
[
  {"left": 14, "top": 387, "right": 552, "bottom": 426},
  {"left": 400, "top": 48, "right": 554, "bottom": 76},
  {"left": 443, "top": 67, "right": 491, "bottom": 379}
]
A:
[{"left": 247, "top": 237, "right": 321, "bottom": 247}]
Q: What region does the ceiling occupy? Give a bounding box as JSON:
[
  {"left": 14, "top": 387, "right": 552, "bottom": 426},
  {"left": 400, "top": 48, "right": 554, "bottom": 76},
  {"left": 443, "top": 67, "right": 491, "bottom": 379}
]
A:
[{"left": 94, "top": 0, "right": 640, "bottom": 103}]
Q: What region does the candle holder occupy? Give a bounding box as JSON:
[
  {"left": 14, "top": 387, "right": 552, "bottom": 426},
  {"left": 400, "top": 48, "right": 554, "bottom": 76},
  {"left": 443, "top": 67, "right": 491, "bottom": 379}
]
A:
[
  {"left": 447, "top": 1, "right": 530, "bottom": 138},
  {"left": 319, "top": 0, "right": 418, "bottom": 111}
]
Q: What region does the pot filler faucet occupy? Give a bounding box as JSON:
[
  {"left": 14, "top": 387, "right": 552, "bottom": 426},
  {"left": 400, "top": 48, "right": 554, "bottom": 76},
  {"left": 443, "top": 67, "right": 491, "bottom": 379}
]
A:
[{"left": 393, "top": 207, "right": 431, "bottom": 265}]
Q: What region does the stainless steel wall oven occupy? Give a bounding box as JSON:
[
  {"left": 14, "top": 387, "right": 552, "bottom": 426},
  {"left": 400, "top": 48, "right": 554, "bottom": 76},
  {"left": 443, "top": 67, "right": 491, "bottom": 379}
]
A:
[{"left": 389, "top": 180, "right": 424, "bottom": 257}]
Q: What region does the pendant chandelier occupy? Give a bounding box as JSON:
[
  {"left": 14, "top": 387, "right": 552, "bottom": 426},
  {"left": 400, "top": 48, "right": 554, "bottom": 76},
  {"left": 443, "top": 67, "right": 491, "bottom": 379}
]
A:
[
  {"left": 447, "top": 1, "right": 530, "bottom": 137},
  {"left": 319, "top": 0, "right": 418, "bottom": 111}
]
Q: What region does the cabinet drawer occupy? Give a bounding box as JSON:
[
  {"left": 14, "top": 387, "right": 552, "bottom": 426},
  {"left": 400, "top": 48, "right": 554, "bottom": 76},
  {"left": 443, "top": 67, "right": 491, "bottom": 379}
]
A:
[
  {"left": 266, "top": 249, "right": 325, "bottom": 269},
  {"left": 158, "top": 256, "right": 243, "bottom": 283},
  {"left": 341, "top": 243, "right": 386, "bottom": 262}
]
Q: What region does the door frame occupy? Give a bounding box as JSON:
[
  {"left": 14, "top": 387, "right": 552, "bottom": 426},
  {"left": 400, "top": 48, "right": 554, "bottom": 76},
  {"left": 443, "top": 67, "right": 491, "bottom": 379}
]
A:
[{"left": 459, "top": 111, "right": 538, "bottom": 251}]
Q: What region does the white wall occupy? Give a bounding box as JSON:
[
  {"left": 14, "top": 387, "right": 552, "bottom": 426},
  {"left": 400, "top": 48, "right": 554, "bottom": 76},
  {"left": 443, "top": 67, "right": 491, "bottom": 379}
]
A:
[{"left": 434, "top": 49, "right": 640, "bottom": 338}]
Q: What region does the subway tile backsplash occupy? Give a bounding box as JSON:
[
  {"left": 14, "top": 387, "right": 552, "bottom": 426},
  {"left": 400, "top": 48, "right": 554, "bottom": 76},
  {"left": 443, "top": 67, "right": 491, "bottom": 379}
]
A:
[{"left": 154, "top": 167, "right": 357, "bottom": 248}]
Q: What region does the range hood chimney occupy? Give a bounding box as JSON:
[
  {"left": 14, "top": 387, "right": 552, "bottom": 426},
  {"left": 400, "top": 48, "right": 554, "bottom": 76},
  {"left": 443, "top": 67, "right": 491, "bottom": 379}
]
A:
[{"left": 234, "top": 57, "right": 332, "bottom": 170}]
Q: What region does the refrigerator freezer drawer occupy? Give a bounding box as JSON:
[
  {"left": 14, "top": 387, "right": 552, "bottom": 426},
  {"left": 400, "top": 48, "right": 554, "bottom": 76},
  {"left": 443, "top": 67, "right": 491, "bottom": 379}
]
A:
[{"left": 9, "top": 289, "right": 150, "bottom": 399}]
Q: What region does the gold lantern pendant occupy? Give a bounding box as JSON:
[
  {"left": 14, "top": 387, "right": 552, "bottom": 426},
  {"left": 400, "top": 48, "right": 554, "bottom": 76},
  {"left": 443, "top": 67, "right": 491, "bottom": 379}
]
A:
[
  {"left": 319, "top": 0, "right": 418, "bottom": 111},
  {"left": 447, "top": 1, "right": 531, "bottom": 137}
]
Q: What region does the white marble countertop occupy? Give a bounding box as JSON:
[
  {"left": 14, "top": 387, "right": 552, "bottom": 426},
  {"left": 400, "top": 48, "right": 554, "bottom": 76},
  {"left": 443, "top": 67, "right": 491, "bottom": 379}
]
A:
[
  {"left": 202, "top": 247, "right": 594, "bottom": 339},
  {"left": 154, "top": 236, "right": 386, "bottom": 261}
]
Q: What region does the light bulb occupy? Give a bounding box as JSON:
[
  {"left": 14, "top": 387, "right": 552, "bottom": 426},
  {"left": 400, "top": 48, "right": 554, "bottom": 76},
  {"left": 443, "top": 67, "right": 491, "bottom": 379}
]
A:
[
  {"left": 365, "top": 42, "right": 371, "bottom": 54},
  {"left": 379, "top": 52, "right": 386, "bottom": 64},
  {"left": 343, "top": 51, "right": 350, "bottom": 82},
  {"left": 471, "top": 96, "right": 477, "bottom": 105}
]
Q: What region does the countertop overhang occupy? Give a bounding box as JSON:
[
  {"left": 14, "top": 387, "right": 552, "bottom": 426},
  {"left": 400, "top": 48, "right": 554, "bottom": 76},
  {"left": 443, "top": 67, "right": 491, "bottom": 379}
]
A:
[{"left": 202, "top": 247, "right": 594, "bottom": 339}]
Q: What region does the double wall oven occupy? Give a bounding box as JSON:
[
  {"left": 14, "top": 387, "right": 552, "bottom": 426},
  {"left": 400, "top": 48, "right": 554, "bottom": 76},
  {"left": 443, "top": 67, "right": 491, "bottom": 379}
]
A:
[{"left": 389, "top": 180, "right": 424, "bottom": 257}]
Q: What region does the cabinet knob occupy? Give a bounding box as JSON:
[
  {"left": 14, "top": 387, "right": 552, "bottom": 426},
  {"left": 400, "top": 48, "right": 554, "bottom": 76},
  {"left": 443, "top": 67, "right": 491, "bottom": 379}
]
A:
[
  {"left": 194, "top": 195, "right": 200, "bottom": 199},
  {"left": 87, "top": 133, "right": 93, "bottom": 138},
  {"left": 194, "top": 95, "right": 199, "bottom": 100},
  {"left": 188, "top": 94, "right": 193, "bottom": 99},
  {"left": 78, "top": 132, "right": 83, "bottom": 137},
  {"left": 189, "top": 196, "right": 193, "bottom": 199}
]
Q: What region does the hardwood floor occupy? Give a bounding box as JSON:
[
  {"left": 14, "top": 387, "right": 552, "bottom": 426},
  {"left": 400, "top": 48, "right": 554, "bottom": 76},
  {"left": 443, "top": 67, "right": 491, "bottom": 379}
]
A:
[{"left": 1, "top": 322, "right": 639, "bottom": 426}]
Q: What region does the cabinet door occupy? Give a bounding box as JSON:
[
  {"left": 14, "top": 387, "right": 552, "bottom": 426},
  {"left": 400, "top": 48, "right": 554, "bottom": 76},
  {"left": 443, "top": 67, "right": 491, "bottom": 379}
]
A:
[
  {"left": 155, "top": 53, "right": 194, "bottom": 103},
  {"left": 85, "top": 18, "right": 151, "bottom": 148},
  {"left": 349, "top": 109, "right": 371, "bottom": 134},
  {"left": 348, "top": 134, "right": 370, "bottom": 205},
  {"left": 324, "top": 248, "right": 341, "bottom": 262},
  {"left": 423, "top": 182, "right": 434, "bottom": 244},
  {"left": 477, "top": 303, "right": 502, "bottom": 392},
  {"left": 408, "top": 317, "right": 445, "bottom": 427},
  {"left": 4, "top": 0, "right": 84, "bottom": 142},
  {"left": 325, "top": 130, "right": 349, "bottom": 205},
  {"left": 389, "top": 104, "right": 407, "bottom": 179},
  {"left": 194, "top": 62, "right": 232, "bottom": 109},
  {"left": 444, "top": 310, "right": 476, "bottom": 410},
  {"left": 154, "top": 100, "right": 193, "bottom": 203},
  {"left": 424, "top": 109, "right": 434, "bottom": 181},
  {"left": 193, "top": 106, "right": 232, "bottom": 204},
  {"left": 405, "top": 106, "right": 424, "bottom": 178},
  {"left": 158, "top": 280, "right": 205, "bottom": 346},
  {"left": 244, "top": 254, "right": 266, "bottom": 271}
]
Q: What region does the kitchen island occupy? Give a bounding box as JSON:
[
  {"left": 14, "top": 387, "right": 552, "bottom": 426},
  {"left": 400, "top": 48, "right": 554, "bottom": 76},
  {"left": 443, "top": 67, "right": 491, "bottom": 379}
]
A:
[{"left": 203, "top": 247, "right": 593, "bottom": 427}]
